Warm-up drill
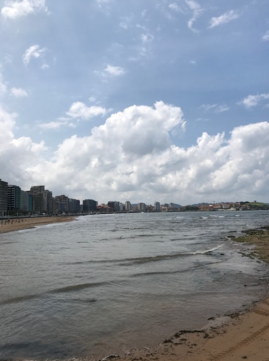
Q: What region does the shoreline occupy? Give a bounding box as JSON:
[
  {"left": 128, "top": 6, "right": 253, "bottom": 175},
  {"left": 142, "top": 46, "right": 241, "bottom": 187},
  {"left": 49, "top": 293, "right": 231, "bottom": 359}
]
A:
[
  {"left": 113, "top": 226, "right": 269, "bottom": 361},
  {"left": 0, "top": 216, "right": 76, "bottom": 234},
  {"left": 1, "top": 221, "right": 269, "bottom": 360}
]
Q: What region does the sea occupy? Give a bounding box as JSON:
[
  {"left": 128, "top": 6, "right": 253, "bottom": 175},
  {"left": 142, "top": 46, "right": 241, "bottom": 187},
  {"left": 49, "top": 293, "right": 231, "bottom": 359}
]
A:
[{"left": 1, "top": 210, "right": 269, "bottom": 360}]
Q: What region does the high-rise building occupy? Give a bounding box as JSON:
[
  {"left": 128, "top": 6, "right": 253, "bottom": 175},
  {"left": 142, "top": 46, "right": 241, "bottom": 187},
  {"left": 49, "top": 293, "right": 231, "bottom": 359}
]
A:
[
  {"left": 20, "top": 190, "right": 29, "bottom": 212},
  {"left": 107, "top": 201, "right": 120, "bottom": 212},
  {"left": 30, "top": 185, "right": 45, "bottom": 195},
  {"left": 83, "top": 199, "right": 98, "bottom": 213},
  {"left": 125, "top": 201, "right": 131, "bottom": 211},
  {"left": 0, "top": 179, "right": 8, "bottom": 216},
  {"left": 8, "top": 185, "right": 21, "bottom": 211},
  {"left": 55, "top": 195, "right": 69, "bottom": 213},
  {"left": 154, "top": 202, "right": 160, "bottom": 211},
  {"left": 137, "top": 202, "right": 146, "bottom": 212}
]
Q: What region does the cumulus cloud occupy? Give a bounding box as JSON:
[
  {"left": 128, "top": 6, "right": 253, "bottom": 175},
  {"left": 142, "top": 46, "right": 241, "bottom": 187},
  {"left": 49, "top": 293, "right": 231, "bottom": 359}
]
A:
[
  {"left": 185, "top": 0, "right": 203, "bottom": 33},
  {"left": 240, "top": 93, "right": 269, "bottom": 109},
  {"left": 2, "top": 101, "right": 269, "bottom": 204},
  {"left": 11, "top": 87, "right": 28, "bottom": 97},
  {"left": 1, "top": 0, "right": 47, "bottom": 19},
  {"left": 66, "top": 102, "right": 107, "bottom": 120},
  {"left": 262, "top": 31, "right": 269, "bottom": 42},
  {"left": 209, "top": 10, "right": 240, "bottom": 29},
  {"left": 0, "top": 105, "right": 46, "bottom": 186},
  {"left": 23, "top": 45, "right": 47, "bottom": 65}
]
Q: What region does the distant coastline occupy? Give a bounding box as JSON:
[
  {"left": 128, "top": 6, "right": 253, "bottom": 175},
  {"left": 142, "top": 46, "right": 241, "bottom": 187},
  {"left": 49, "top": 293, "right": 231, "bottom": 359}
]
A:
[{"left": 0, "top": 215, "right": 76, "bottom": 234}]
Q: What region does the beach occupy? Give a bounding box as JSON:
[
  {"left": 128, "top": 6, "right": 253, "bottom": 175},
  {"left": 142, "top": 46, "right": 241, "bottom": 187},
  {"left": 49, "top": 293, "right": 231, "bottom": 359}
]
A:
[
  {"left": 1, "top": 214, "right": 269, "bottom": 361},
  {"left": 116, "top": 226, "right": 269, "bottom": 361},
  {"left": 0, "top": 215, "right": 76, "bottom": 234}
]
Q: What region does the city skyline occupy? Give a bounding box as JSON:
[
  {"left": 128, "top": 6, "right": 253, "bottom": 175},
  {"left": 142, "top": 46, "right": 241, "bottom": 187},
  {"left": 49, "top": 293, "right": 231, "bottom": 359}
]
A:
[
  {"left": 0, "top": 1, "right": 269, "bottom": 204},
  {"left": 1, "top": 177, "right": 268, "bottom": 218}
]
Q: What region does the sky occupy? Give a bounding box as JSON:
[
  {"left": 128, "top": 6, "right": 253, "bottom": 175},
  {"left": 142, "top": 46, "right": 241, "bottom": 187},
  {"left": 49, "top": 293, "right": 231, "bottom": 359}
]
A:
[{"left": 0, "top": 0, "right": 269, "bottom": 205}]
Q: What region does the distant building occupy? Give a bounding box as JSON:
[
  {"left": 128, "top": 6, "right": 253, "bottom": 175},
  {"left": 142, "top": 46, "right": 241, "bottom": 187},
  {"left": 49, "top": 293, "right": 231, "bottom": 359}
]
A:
[
  {"left": 20, "top": 190, "right": 29, "bottom": 212},
  {"left": 125, "top": 201, "right": 131, "bottom": 211},
  {"left": 154, "top": 202, "right": 160, "bottom": 211},
  {"left": 83, "top": 199, "right": 98, "bottom": 213},
  {"left": 30, "top": 185, "right": 45, "bottom": 195},
  {"left": 55, "top": 195, "right": 69, "bottom": 213},
  {"left": 8, "top": 185, "right": 21, "bottom": 211},
  {"left": 0, "top": 179, "right": 8, "bottom": 216},
  {"left": 137, "top": 202, "right": 146, "bottom": 212},
  {"left": 29, "top": 185, "right": 54, "bottom": 214},
  {"left": 69, "top": 198, "right": 80, "bottom": 213},
  {"left": 107, "top": 201, "right": 119, "bottom": 212}
]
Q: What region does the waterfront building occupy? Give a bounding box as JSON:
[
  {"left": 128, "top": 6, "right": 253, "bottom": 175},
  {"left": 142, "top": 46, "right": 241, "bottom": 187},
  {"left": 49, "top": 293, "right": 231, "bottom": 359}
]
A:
[
  {"left": 0, "top": 179, "right": 8, "bottom": 216},
  {"left": 8, "top": 185, "right": 21, "bottom": 211},
  {"left": 107, "top": 201, "right": 119, "bottom": 212},
  {"left": 137, "top": 202, "right": 146, "bottom": 212},
  {"left": 20, "top": 190, "right": 29, "bottom": 212},
  {"left": 125, "top": 201, "right": 131, "bottom": 211},
  {"left": 69, "top": 198, "right": 80, "bottom": 213},
  {"left": 154, "top": 202, "right": 160, "bottom": 211},
  {"left": 55, "top": 195, "right": 69, "bottom": 213},
  {"left": 83, "top": 199, "right": 98, "bottom": 213},
  {"left": 30, "top": 185, "right": 45, "bottom": 195}
]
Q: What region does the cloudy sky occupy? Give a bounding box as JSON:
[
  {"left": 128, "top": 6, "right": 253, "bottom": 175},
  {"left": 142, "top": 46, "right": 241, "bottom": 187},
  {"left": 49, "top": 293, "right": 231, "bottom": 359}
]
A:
[{"left": 0, "top": 0, "right": 269, "bottom": 205}]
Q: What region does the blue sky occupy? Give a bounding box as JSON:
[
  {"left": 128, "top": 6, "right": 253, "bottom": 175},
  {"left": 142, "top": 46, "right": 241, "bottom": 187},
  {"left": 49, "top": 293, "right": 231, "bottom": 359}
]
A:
[{"left": 0, "top": 0, "right": 269, "bottom": 204}]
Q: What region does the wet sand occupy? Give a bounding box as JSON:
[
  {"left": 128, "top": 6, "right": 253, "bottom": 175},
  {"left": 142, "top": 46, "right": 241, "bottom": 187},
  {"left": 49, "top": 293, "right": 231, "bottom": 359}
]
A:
[
  {"left": 0, "top": 216, "right": 76, "bottom": 234},
  {"left": 114, "top": 227, "right": 269, "bottom": 361}
]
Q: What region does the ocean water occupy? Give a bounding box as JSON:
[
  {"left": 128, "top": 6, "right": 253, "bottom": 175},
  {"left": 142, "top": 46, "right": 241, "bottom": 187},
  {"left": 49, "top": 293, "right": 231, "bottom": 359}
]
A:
[{"left": 0, "top": 211, "right": 269, "bottom": 359}]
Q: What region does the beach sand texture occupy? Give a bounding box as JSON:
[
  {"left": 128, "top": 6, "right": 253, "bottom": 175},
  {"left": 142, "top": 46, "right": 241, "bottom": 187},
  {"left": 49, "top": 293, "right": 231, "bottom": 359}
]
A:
[
  {"left": 118, "top": 227, "right": 269, "bottom": 361},
  {"left": 0, "top": 217, "right": 269, "bottom": 361},
  {"left": 0, "top": 216, "right": 75, "bottom": 234}
]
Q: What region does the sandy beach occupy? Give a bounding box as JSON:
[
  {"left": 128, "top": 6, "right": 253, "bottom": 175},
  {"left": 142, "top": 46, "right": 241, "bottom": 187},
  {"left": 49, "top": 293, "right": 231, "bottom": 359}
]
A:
[
  {"left": 114, "top": 227, "right": 269, "bottom": 361},
  {"left": 1, "top": 218, "right": 269, "bottom": 361},
  {"left": 0, "top": 216, "right": 76, "bottom": 234}
]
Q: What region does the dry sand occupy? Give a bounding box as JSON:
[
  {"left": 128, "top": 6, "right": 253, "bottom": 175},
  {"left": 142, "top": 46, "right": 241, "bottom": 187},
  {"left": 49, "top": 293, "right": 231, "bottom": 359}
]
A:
[{"left": 0, "top": 215, "right": 76, "bottom": 234}]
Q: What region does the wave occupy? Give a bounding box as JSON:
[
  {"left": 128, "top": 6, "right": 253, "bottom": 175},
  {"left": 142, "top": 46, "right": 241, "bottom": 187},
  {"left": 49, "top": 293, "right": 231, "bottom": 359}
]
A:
[
  {"left": 64, "top": 245, "right": 225, "bottom": 267},
  {"left": 130, "top": 261, "right": 222, "bottom": 278},
  {"left": 120, "top": 245, "right": 224, "bottom": 265},
  {"left": 48, "top": 281, "right": 108, "bottom": 294},
  {"left": 0, "top": 294, "right": 39, "bottom": 305}
]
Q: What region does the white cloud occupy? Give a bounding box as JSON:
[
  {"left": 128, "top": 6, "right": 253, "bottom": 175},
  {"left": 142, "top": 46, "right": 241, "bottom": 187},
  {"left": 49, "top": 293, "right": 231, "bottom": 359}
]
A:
[
  {"left": 169, "top": 3, "right": 183, "bottom": 12},
  {"left": 141, "top": 33, "right": 154, "bottom": 43},
  {"left": 41, "top": 63, "right": 49, "bottom": 69},
  {"left": 1, "top": 0, "right": 47, "bottom": 19},
  {"left": 11, "top": 87, "right": 28, "bottom": 97},
  {"left": 104, "top": 65, "right": 126, "bottom": 76},
  {"left": 262, "top": 31, "right": 269, "bottom": 42},
  {"left": 0, "top": 67, "right": 7, "bottom": 96},
  {"left": 38, "top": 121, "right": 66, "bottom": 130},
  {"left": 1, "top": 101, "right": 269, "bottom": 203},
  {"left": 66, "top": 102, "right": 107, "bottom": 119},
  {"left": 0, "top": 105, "right": 46, "bottom": 187},
  {"left": 209, "top": 10, "right": 240, "bottom": 29},
  {"left": 240, "top": 93, "right": 269, "bottom": 109},
  {"left": 200, "top": 104, "right": 229, "bottom": 113},
  {"left": 23, "top": 45, "right": 47, "bottom": 65},
  {"left": 185, "top": 0, "right": 203, "bottom": 33}
]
